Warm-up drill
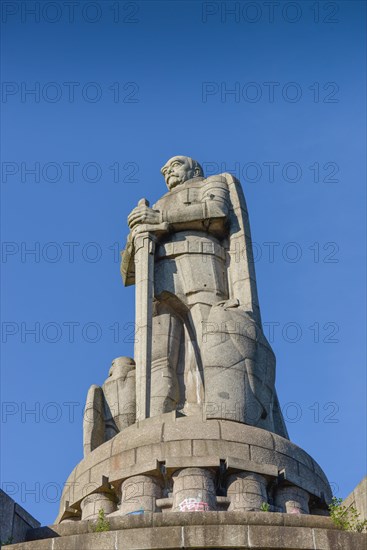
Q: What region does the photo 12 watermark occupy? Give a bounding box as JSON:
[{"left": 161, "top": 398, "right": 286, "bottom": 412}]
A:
[
  {"left": 201, "top": 160, "right": 340, "bottom": 184},
  {"left": 1, "top": 81, "right": 140, "bottom": 104},
  {"left": 1, "top": 240, "right": 340, "bottom": 265},
  {"left": 1, "top": 318, "right": 340, "bottom": 345},
  {"left": 201, "top": 2, "right": 340, "bottom": 24},
  {"left": 1, "top": 399, "right": 340, "bottom": 425},
  {"left": 202, "top": 81, "right": 340, "bottom": 103},
  {"left": 1, "top": 161, "right": 139, "bottom": 184},
  {"left": 1, "top": 1, "right": 140, "bottom": 24}
]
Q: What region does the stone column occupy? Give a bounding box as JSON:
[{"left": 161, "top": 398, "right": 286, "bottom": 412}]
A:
[
  {"left": 118, "top": 475, "right": 162, "bottom": 515},
  {"left": 275, "top": 486, "right": 310, "bottom": 514},
  {"left": 172, "top": 468, "right": 217, "bottom": 512},
  {"left": 80, "top": 492, "right": 117, "bottom": 520},
  {"left": 227, "top": 472, "right": 268, "bottom": 511}
]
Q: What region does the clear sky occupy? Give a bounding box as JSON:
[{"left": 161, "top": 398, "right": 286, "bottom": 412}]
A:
[{"left": 1, "top": 0, "right": 366, "bottom": 526}]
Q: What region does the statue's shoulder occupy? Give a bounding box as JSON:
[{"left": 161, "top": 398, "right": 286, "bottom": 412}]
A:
[
  {"left": 202, "top": 174, "right": 244, "bottom": 204},
  {"left": 203, "top": 173, "right": 228, "bottom": 184},
  {"left": 203, "top": 173, "right": 247, "bottom": 215},
  {"left": 203, "top": 173, "right": 241, "bottom": 186}
]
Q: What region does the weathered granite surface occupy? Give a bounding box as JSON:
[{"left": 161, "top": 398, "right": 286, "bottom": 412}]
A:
[
  {"left": 84, "top": 356, "right": 136, "bottom": 456},
  {"left": 54, "top": 157, "right": 338, "bottom": 536},
  {"left": 56, "top": 414, "right": 331, "bottom": 523},
  {"left": 343, "top": 476, "right": 367, "bottom": 521},
  {"left": 0, "top": 489, "right": 40, "bottom": 544},
  {"left": 118, "top": 156, "right": 289, "bottom": 437},
  {"left": 8, "top": 512, "right": 367, "bottom": 550}
]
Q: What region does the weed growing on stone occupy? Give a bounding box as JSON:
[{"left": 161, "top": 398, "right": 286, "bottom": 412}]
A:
[
  {"left": 329, "top": 497, "right": 367, "bottom": 532},
  {"left": 93, "top": 508, "right": 110, "bottom": 532}
]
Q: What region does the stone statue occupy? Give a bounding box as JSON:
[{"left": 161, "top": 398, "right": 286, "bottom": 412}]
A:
[
  {"left": 83, "top": 356, "right": 136, "bottom": 456},
  {"left": 58, "top": 156, "right": 332, "bottom": 526},
  {"left": 121, "top": 156, "right": 288, "bottom": 438}
]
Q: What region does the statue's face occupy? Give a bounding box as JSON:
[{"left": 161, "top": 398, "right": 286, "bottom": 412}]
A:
[{"left": 161, "top": 156, "right": 196, "bottom": 190}]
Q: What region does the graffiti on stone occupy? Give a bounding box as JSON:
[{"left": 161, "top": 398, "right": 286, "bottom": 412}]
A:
[{"left": 178, "top": 498, "right": 209, "bottom": 512}]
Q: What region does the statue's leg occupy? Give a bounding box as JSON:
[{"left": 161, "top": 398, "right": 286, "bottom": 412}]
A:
[
  {"left": 180, "top": 251, "right": 229, "bottom": 410},
  {"left": 184, "top": 303, "right": 211, "bottom": 409},
  {"left": 150, "top": 301, "right": 183, "bottom": 416}
]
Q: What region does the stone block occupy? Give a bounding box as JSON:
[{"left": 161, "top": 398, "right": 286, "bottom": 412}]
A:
[
  {"left": 164, "top": 456, "right": 221, "bottom": 472},
  {"left": 248, "top": 525, "right": 315, "bottom": 548},
  {"left": 225, "top": 456, "right": 278, "bottom": 477},
  {"left": 53, "top": 531, "right": 116, "bottom": 549},
  {"left": 11, "top": 512, "right": 367, "bottom": 549},
  {"left": 110, "top": 460, "right": 160, "bottom": 485},
  {"left": 116, "top": 526, "right": 183, "bottom": 549},
  {"left": 123, "top": 421, "right": 164, "bottom": 451},
  {"left": 250, "top": 445, "right": 299, "bottom": 476},
  {"left": 138, "top": 411, "right": 177, "bottom": 428},
  {"left": 0, "top": 489, "right": 40, "bottom": 545},
  {"left": 312, "top": 461, "right": 330, "bottom": 488},
  {"left": 313, "top": 527, "right": 367, "bottom": 549},
  {"left": 110, "top": 448, "right": 136, "bottom": 478},
  {"left": 136, "top": 441, "right": 192, "bottom": 464},
  {"left": 220, "top": 420, "right": 275, "bottom": 449},
  {"left": 272, "top": 435, "right": 315, "bottom": 471},
  {"left": 193, "top": 439, "right": 250, "bottom": 460},
  {"left": 10, "top": 540, "right": 53, "bottom": 550},
  {"left": 75, "top": 440, "right": 113, "bottom": 480},
  {"left": 183, "top": 523, "right": 249, "bottom": 547},
  {"left": 90, "top": 458, "right": 112, "bottom": 485},
  {"left": 111, "top": 425, "right": 138, "bottom": 454},
  {"left": 163, "top": 417, "right": 220, "bottom": 441},
  {"left": 343, "top": 476, "right": 367, "bottom": 521},
  {"left": 74, "top": 469, "right": 91, "bottom": 499}
]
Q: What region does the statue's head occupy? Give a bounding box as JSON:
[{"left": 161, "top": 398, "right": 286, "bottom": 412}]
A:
[
  {"left": 109, "top": 356, "right": 135, "bottom": 379},
  {"left": 161, "top": 156, "right": 204, "bottom": 190}
]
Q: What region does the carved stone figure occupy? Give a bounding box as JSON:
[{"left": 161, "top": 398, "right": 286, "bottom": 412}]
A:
[
  {"left": 57, "top": 156, "right": 332, "bottom": 526},
  {"left": 83, "top": 356, "right": 136, "bottom": 456},
  {"left": 121, "top": 156, "right": 288, "bottom": 438}
]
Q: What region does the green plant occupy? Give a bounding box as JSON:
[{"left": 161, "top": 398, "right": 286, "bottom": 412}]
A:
[
  {"left": 93, "top": 508, "right": 110, "bottom": 532},
  {"left": 260, "top": 502, "right": 270, "bottom": 512},
  {"left": 328, "top": 497, "right": 367, "bottom": 532}
]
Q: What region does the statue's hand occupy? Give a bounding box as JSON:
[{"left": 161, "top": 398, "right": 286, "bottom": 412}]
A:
[{"left": 127, "top": 205, "right": 160, "bottom": 229}]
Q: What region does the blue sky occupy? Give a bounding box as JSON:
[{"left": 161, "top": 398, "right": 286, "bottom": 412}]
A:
[{"left": 1, "top": 0, "right": 366, "bottom": 525}]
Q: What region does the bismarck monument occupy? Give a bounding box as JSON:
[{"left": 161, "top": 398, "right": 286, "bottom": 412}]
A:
[{"left": 10, "top": 157, "right": 365, "bottom": 548}]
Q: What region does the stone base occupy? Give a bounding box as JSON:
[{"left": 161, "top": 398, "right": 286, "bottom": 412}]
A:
[
  {"left": 57, "top": 413, "right": 331, "bottom": 522},
  {"left": 8, "top": 511, "right": 367, "bottom": 549}
]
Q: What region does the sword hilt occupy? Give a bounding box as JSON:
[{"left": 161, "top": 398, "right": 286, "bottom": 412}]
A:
[{"left": 138, "top": 198, "right": 149, "bottom": 207}]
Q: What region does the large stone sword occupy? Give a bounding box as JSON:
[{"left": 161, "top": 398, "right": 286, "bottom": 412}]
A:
[{"left": 121, "top": 198, "right": 168, "bottom": 421}]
